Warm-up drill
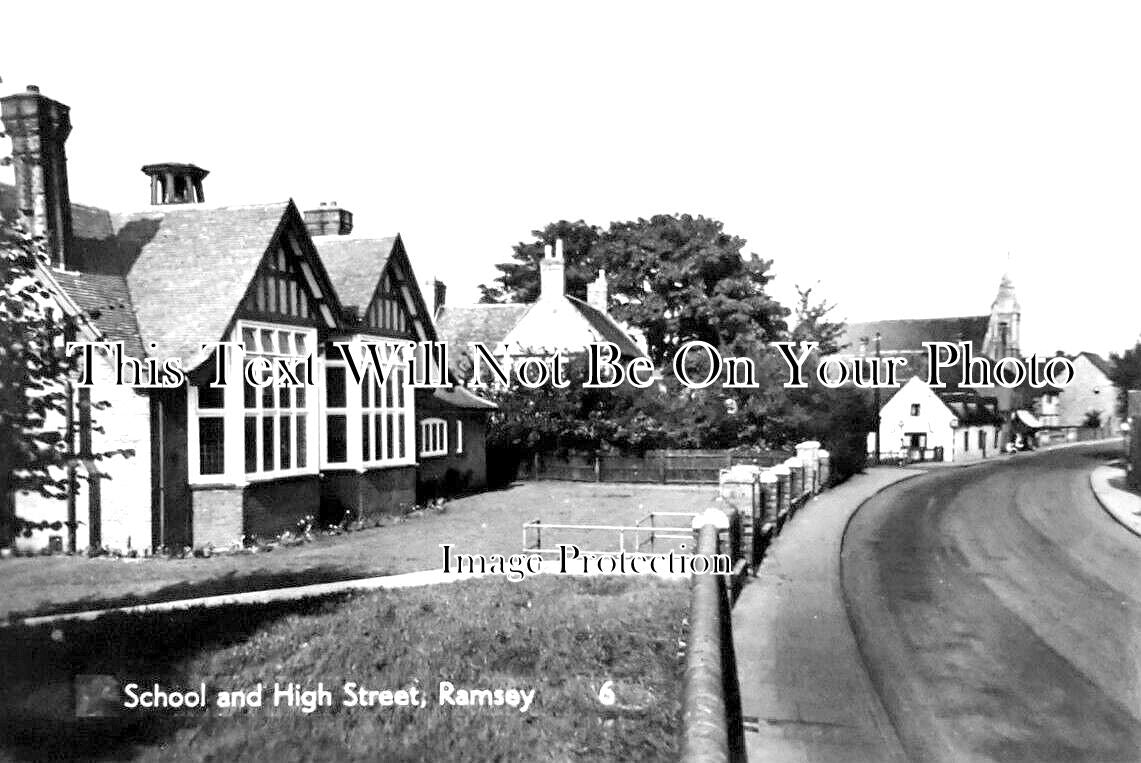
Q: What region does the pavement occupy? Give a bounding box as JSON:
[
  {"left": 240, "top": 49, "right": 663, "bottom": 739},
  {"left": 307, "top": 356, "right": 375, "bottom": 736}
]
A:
[
  {"left": 1090, "top": 463, "right": 1141, "bottom": 537},
  {"left": 731, "top": 467, "right": 920, "bottom": 763}
]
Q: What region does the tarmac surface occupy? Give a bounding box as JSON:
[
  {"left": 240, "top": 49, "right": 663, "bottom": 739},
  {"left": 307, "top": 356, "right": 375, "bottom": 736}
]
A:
[{"left": 843, "top": 442, "right": 1141, "bottom": 761}]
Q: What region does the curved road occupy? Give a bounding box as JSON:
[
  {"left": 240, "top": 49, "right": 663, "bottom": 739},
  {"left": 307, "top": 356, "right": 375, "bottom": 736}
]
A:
[{"left": 842, "top": 443, "right": 1141, "bottom": 761}]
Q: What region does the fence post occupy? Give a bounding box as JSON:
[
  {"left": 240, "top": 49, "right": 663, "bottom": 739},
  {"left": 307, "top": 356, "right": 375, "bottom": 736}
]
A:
[
  {"left": 772, "top": 464, "right": 791, "bottom": 530},
  {"left": 532, "top": 452, "right": 540, "bottom": 480},
  {"left": 817, "top": 449, "right": 831, "bottom": 488},
  {"left": 758, "top": 470, "right": 778, "bottom": 561},
  {"left": 661, "top": 450, "right": 669, "bottom": 484},
  {"left": 784, "top": 457, "right": 804, "bottom": 504},
  {"left": 795, "top": 441, "right": 820, "bottom": 493},
  {"left": 594, "top": 455, "right": 602, "bottom": 482}
]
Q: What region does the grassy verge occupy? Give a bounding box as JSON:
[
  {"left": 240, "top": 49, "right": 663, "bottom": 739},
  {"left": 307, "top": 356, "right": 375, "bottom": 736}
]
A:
[
  {"left": 1, "top": 482, "right": 708, "bottom": 620},
  {"left": 0, "top": 576, "right": 688, "bottom": 761}
]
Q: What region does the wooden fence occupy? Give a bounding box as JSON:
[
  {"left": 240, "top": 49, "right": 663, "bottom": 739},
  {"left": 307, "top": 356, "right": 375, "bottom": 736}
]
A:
[{"left": 527, "top": 449, "right": 792, "bottom": 484}]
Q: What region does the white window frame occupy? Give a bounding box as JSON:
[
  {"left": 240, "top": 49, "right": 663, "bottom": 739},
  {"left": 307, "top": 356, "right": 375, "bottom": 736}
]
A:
[
  {"left": 455, "top": 419, "right": 464, "bottom": 455},
  {"left": 189, "top": 384, "right": 227, "bottom": 482},
  {"left": 188, "top": 321, "right": 318, "bottom": 485},
  {"left": 420, "top": 418, "right": 448, "bottom": 458},
  {"left": 238, "top": 320, "right": 319, "bottom": 482},
  {"left": 321, "top": 336, "right": 416, "bottom": 469}
]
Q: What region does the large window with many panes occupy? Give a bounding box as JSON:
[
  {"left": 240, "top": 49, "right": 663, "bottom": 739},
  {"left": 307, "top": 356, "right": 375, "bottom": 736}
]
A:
[
  {"left": 240, "top": 321, "right": 317, "bottom": 479},
  {"left": 321, "top": 338, "right": 414, "bottom": 469}
]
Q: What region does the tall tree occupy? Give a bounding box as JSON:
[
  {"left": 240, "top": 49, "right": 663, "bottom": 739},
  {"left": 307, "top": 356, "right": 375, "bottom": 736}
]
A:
[
  {"left": 791, "top": 284, "right": 847, "bottom": 356},
  {"left": 598, "top": 214, "right": 787, "bottom": 364},
  {"left": 479, "top": 220, "right": 603, "bottom": 303},
  {"left": 1108, "top": 341, "right": 1141, "bottom": 416},
  {"left": 482, "top": 213, "right": 788, "bottom": 365}
]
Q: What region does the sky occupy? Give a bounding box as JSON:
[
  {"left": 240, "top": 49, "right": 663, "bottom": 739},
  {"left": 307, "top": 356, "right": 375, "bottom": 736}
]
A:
[{"left": 3, "top": 1, "right": 1139, "bottom": 356}]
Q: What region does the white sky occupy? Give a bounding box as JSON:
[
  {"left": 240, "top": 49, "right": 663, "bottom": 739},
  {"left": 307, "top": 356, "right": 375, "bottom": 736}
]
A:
[{"left": 3, "top": 1, "right": 1139, "bottom": 356}]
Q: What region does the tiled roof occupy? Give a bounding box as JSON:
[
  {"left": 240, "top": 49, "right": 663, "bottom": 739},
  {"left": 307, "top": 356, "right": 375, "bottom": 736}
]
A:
[
  {"left": 435, "top": 303, "right": 532, "bottom": 355},
  {"left": 839, "top": 316, "right": 990, "bottom": 355},
  {"left": 432, "top": 385, "right": 498, "bottom": 410},
  {"left": 50, "top": 269, "right": 146, "bottom": 359},
  {"left": 1078, "top": 351, "right": 1114, "bottom": 378},
  {"left": 312, "top": 235, "right": 396, "bottom": 311},
  {"left": 107, "top": 202, "right": 292, "bottom": 369},
  {"left": 566, "top": 296, "right": 645, "bottom": 358},
  {"left": 938, "top": 392, "right": 1003, "bottom": 425}
]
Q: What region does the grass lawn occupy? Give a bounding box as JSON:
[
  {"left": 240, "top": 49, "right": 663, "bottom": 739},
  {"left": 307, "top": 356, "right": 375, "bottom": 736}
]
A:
[
  {"left": 1, "top": 481, "right": 711, "bottom": 620},
  {"left": 0, "top": 576, "right": 688, "bottom": 761}
]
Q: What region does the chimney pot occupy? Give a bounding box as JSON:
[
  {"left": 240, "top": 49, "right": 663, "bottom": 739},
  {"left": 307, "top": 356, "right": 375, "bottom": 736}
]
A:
[
  {"left": 26, "top": 85, "right": 39, "bottom": 93},
  {"left": 539, "top": 237, "right": 567, "bottom": 301}
]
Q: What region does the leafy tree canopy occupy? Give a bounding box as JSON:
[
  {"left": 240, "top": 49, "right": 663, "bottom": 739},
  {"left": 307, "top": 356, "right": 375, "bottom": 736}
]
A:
[
  {"left": 479, "top": 214, "right": 788, "bottom": 364},
  {"left": 1108, "top": 341, "right": 1141, "bottom": 416}
]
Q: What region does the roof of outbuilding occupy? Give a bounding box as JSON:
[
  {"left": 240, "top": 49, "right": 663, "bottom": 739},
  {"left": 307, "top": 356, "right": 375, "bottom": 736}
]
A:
[
  {"left": 432, "top": 385, "right": 498, "bottom": 410},
  {"left": 312, "top": 235, "right": 397, "bottom": 311},
  {"left": 938, "top": 392, "right": 1003, "bottom": 425},
  {"left": 839, "top": 315, "right": 990, "bottom": 355}
]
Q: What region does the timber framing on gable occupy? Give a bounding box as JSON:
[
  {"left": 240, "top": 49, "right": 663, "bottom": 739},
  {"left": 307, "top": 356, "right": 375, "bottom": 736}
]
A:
[
  {"left": 236, "top": 203, "right": 342, "bottom": 332},
  {"left": 359, "top": 236, "right": 437, "bottom": 343}
]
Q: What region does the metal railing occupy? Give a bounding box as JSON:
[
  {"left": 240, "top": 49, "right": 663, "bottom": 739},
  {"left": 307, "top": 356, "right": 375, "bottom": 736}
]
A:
[{"left": 521, "top": 512, "right": 697, "bottom": 556}]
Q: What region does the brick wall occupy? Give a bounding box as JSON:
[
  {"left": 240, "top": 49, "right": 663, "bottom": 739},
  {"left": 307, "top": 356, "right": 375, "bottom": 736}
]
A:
[
  {"left": 244, "top": 476, "right": 322, "bottom": 539},
  {"left": 191, "top": 487, "right": 243, "bottom": 549},
  {"left": 321, "top": 467, "right": 416, "bottom": 523}
]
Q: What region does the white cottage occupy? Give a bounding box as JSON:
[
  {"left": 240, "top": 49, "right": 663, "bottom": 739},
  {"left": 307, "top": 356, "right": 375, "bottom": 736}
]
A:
[{"left": 870, "top": 376, "right": 1003, "bottom": 463}]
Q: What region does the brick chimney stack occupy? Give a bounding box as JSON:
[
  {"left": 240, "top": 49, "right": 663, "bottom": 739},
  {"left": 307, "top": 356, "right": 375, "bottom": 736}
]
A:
[
  {"left": 142, "top": 162, "right": 209, "bottom": 205},
  {"left": 303, "top": 202, "right": 353, "bottom": 237},
  {"left": 539, "top": 238, "right": 565, "bottom": 301},
  {"left": 1, "top": 85, "right": 75, "bottom": 269}
]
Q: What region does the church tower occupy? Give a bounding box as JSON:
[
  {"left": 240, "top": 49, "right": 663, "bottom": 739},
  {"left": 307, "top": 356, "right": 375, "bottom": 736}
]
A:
[{"left": 982, "top": 272, "right": 1021, "bottom": 359}]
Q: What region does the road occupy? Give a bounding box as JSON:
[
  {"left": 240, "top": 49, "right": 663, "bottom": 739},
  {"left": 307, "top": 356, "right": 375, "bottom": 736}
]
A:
[{"left": 842, "top": 443, "right": 1141, "bottom": 761}]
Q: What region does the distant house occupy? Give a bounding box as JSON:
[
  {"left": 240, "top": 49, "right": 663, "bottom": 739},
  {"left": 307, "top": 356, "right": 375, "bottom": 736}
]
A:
[
  {"left": 1, "top": 85, "right": 494, "bottom": 553},
  {"left": 870, "top": 377, "right": 1002, "bottom": 463},
  {"left": 838, "top": 273, "right": 1042, "bottom": 452},
  {"left": 435, "top": 239, "right": 648, "bottom": 384},
  {"left": 1050, "top": 351, "right": 1119, "bottom": 434}
]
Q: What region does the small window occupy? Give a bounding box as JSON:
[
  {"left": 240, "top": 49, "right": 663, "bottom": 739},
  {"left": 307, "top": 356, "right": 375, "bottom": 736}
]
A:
[
  {"left": 910, "top": 404, "right": 920, "bottom": 416},
  {"left": 455, "top": 420, "right": 464, "bottom": 455},
  {"left": 199, "top": 417, "right": 225, "bottom": 475},
  {"left": 963, "top": 431, "right": 969, "bottom": 451},
  {"left": 420, "top": 418, "right": 447, "bottom": 457}
]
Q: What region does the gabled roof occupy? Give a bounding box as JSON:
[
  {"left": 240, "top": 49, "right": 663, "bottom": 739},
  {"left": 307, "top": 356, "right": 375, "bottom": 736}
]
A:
[
  {"left": 839, "top": 315, "right": 990, "bottom": 355},
  {"left": 5, "top": 190, "right": 339, "bottom": 370},
  {"left": 436, "top": 303, "right": 533, "bottom": 354},
  {"left": 109, "top": 201, "right": 299, "bottom": 369},
  {"left": 1076, "top": 351, "right": 1114, "bottom": 378},
  {"left": 312, "top": 235, "right": 397, "bottom": 310},
  {"left": 435, "top": 297, "right": 645, "bottom": 362},
  {"left": 566, "top": 296, "right": 645, "bottom": 358}
]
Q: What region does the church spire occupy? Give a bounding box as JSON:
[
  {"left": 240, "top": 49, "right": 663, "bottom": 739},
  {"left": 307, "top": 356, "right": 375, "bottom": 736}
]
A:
[{"left": 983, "top": 269, "right": 1021, "bottom": 358}]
